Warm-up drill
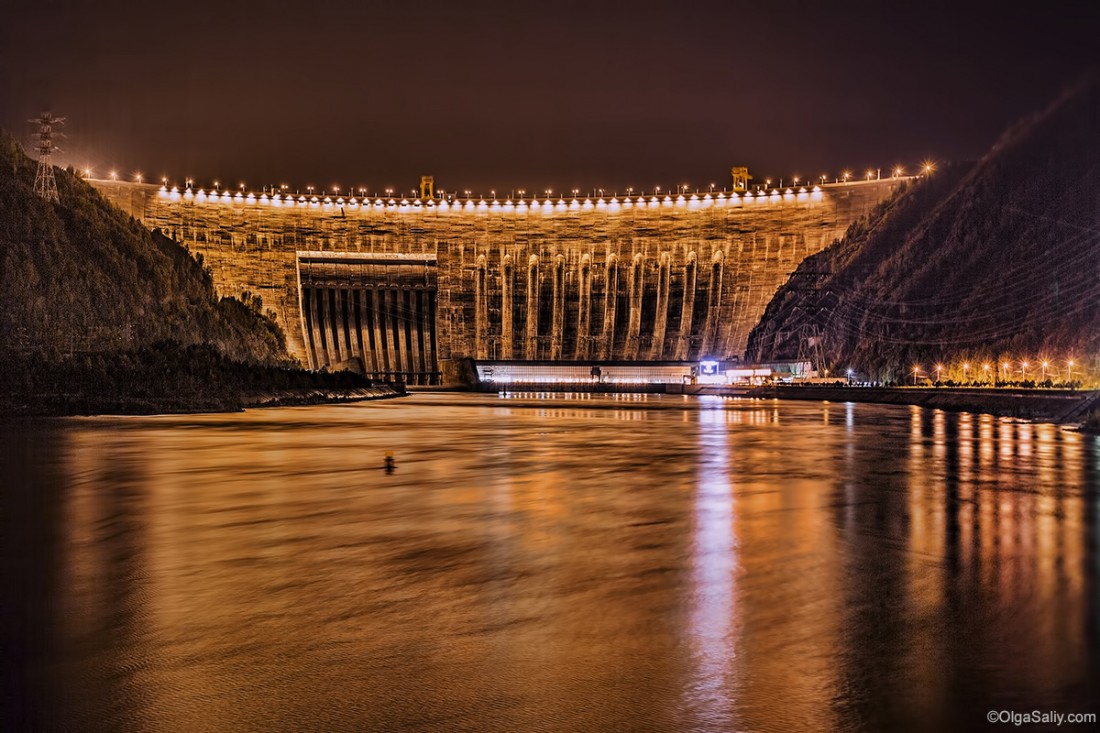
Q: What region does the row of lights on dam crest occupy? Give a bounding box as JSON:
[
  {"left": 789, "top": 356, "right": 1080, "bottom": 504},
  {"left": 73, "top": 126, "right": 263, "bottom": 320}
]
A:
[{"left": 87, "top": 162, "right": 935, "bottom": 211}]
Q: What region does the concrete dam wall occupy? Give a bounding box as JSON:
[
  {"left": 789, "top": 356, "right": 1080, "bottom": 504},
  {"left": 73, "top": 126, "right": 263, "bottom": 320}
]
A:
[{"left": 91, "top": 178, "right": 903, "bottom": 383}]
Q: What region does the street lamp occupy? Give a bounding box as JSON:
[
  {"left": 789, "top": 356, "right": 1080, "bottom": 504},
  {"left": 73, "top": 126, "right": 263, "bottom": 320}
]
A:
[
  {"left": 982, "top": 363, "right": 991, "bottom": 384},
  {"left": 962, "top": 362, "right": 970, "bottom": 383},
  {"left": 1021, "top": 360, "right": 1030, "bottom": 381},
  {"left": 1067, "top": 359, "right": 1075, "bottom": 383},
  {"left": 1001, "top": 361, "right": 1010, "bottom": 385},
  {"left": 935, "top": 364, "right": 944, "bottom": 383},
  {"left": 1041, "top": 360, "right": 1050, "bottom": 382},
  {"left": 912, "top": 364, "right": 920, "bottom": 386}
]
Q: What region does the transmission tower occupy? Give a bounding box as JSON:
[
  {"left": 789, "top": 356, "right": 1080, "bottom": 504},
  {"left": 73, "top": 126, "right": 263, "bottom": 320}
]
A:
[{"left": 30, "top": 112, "right": 65, "bottom": 203}]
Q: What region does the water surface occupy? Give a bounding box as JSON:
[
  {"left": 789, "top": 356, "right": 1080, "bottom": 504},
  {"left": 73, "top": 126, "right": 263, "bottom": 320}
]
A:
[{"left": 4, "top": 394, "right": 1098, "bottom": 732}]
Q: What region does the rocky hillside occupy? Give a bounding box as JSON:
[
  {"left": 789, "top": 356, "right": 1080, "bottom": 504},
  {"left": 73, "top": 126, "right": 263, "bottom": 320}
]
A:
[
  {"left": 0, "top": 130, "right": 399, "bottom": 414},
  {"left": 747, "top": 77, "right": 1100, "bottom": 383},
  {"left": 0, "top": 130, "right": 286, "bottom": 365}
]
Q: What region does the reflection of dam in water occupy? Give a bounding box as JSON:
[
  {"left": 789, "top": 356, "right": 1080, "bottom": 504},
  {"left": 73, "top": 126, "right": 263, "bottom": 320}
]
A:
[
  {"left": 13, "top": 396, "right": 1098, "bottom": 732},
  {"left": 92, "top": 176, "right": 904, "bottom": 384}
]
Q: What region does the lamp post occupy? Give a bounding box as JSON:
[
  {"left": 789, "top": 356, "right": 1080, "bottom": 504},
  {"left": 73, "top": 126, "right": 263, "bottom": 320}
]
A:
[
  {"left": 982, "top": 363, "right": 991, "bottom": 384},
  {"left": 1067, "top": 359, "right": 1075, "bottom": 383}
]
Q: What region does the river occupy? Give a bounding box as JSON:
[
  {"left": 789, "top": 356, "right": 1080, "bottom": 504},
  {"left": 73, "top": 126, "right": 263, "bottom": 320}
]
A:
[{"left": 4, "top": 393, "right": 1098, "bottom": 732}]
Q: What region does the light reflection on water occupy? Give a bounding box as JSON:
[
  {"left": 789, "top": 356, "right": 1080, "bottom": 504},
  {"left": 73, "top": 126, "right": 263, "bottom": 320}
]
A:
[
  {"left": 686, "top": 404, "right": 736, "bottom": 727},
  {"left": 3, "top": 393, "right": 1098, "bottom": 732}
]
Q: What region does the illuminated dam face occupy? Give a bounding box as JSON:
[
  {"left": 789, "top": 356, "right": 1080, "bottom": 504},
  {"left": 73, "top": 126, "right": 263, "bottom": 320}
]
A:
[{"left": 92, "top": 179, "right": 904, "bottom": 384}]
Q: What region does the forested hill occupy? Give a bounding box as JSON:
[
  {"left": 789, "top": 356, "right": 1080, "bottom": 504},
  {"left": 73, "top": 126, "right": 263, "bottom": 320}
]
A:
[
  {"left": 0, "top": 130, "right": 394, "bottom": 414},
  {"left": 746, "top": 77, "right": 1100, "bottom": 382},
  {"left": 0, "top": 129, "right": 286, "bottom": 365}
]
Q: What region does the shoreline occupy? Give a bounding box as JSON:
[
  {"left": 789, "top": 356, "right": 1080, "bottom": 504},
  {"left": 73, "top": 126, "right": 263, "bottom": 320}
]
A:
[
  {"left": 750, "top": 385, "right": 1100, "bottom": 431},
  {"left": 465, "top": 381, "right": 1100, "bottom": 432},
  {"left": 6, "top": 384, "right": 1098, "bottom": 433},
  {"left": 1, "top": 385, "right": 407, "bottom": 418}
]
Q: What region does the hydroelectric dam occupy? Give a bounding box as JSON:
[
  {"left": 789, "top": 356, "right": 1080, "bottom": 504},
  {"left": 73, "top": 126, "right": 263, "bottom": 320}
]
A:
[{"left": 91, "top": 173, "right": 904, "bottom": 384}]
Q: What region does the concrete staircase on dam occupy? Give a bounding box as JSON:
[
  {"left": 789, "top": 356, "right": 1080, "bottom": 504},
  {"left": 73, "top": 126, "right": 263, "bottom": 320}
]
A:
[{"left": 90, "top": 177, "right": 905, "bottom": 385}]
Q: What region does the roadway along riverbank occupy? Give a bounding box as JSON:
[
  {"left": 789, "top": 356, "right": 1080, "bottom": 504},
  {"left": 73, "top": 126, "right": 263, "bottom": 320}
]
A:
[{"left": 749, "top": 385, "right": 1100, "bottom": 428}]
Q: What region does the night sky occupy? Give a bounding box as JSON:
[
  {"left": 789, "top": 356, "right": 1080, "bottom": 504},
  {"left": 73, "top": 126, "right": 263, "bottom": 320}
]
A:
[{"left": 2, "top": 0, "right": 1097, "bottom": 196}]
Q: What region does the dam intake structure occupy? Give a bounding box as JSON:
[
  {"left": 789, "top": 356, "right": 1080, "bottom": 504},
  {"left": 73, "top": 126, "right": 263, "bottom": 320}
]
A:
[{"left": 92, "top": 175, "right": 905, "bottom": 385}]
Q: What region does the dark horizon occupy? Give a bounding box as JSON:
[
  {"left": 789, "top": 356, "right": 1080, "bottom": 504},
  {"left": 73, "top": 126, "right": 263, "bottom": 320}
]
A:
[{"left": 2, "top": 1, "right": 1097, "bottom": 194}]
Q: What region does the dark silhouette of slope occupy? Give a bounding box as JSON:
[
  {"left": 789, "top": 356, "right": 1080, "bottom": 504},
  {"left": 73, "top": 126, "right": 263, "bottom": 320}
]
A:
[
  {"left": 747, "top": 77, "right": 1100, "bottom": 382},
  {"left": 0, "top": 130, "right": 394, "bottom": 414},
  {"left": 0, "top": 130, "right": 286, "bottom": 364}
]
